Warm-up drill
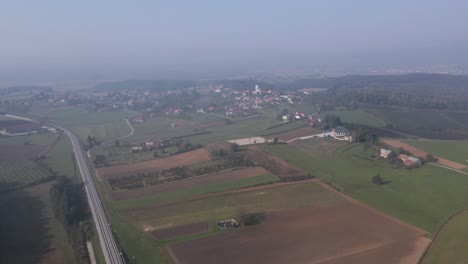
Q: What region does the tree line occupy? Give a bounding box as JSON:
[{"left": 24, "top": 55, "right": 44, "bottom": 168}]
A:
[{"left": 50, "top": 176, "right": 93, "bottom": 264}]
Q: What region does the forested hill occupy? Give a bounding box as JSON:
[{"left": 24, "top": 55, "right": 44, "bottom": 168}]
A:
[{"left": 297, "top": 74, "right": 468, "bottom": 110}]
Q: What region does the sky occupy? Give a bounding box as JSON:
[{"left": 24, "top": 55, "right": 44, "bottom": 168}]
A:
[{"left": 1, "top": 0, "right": 467, "bottom": 81}]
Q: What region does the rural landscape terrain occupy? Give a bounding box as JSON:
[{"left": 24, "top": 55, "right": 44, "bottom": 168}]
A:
[{"left": 2, "top": 74, "right": 468, "bottom": 264}]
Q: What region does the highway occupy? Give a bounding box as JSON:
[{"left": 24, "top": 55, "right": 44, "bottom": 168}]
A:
[{"left": 57, "top": 125, "right": 125, "bottom": 264}]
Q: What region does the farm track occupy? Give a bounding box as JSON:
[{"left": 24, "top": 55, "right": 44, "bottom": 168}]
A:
[{"left": 87, "top": 118, "right": 134, "bottom": 157}]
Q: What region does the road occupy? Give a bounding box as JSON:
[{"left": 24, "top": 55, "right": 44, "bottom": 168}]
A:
[
  {"left": 87, "top": 118, "right": 134, "bottom": 157},
  {"left": 56, "top": 124, "right": 125, "bottom": 264}
]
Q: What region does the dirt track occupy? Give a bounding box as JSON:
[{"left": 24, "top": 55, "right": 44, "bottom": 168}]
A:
[
  {"left": 109, "top": 167, "right": 269, "bottom": 200},
  {"left": 381, "top": 139, "right": 467, "bottom": 170},
  {"left": 170, "top": 202, "right": 429, "bottom": 264},
  {"left": 96, "top": 148, "right": 211, "bottom": 180}
]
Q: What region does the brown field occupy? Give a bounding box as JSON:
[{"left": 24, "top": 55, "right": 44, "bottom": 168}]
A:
[
  {"left": 96, "top": 148, "right": 211, "bottom": 180},
  {"left": 0, "top": 145, "right": 47, "bottom": 161},
  {"left": 109, "top": 167, "right": 270, "bottom": 200},
  {"left": 381, "top": 139, "right": 467, "bottom": 170},
  {"left": 244, "top": 146, "right": 310, "bottom": 180},
  {"left": 269, "top": 126, "right": 320, "bottom": 141},
  {"left": 170, "top": 202, "right": 429, "bottom": 264},
  {"left": 150, "top": 222, "right": 208, "bottom": 241}
]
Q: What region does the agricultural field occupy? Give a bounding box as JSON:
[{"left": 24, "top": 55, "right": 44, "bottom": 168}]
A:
[
  {"left": 0, "top": 161, "right": 52, "bottom": 191},
  {"left": 319, "top": 110, "right": 386, "bottom": 127},
  {"left": 110, "top": 167, "right": 276, "bottom": 202},
  {"left": 261, "top": 139, "right": 468, "bottom": 235},
  {"left": 423, "top": 210, "right": 468, "bottom": 264},
  {"left": 0, "top": 131, "right": 82, "bottom": 264},
  {"left": 170, "top": 201, "right": 428, "bottom": 264},
  {"left": 97, "top": 148, "right": 212, "bottom": 180},
  {"left": 402, "top": 139, "right": 468, "bottom": 166},
  {"left": 46, "top": 107, "right": 138, "bottom": 142}
]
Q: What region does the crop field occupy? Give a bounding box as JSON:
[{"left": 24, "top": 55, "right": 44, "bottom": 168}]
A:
[
  {"left": 121, "top": 181, "right": 340, "bottom": 231},
  {"left": 170, "top": 201, "right": 428, "bottom": 264},
  {"left": 0, "top": 161, "right": 52, "bottom": 191},
  {"left": 243, "top": 146, "right": 310, "bottom": 180},
  {"left": 402, "top": 140, "right": 468, "bottom": 166},
  {"left": 423, "top": 210, "right": 468, "bottom": 264},
  {"left": 261, "top": 139, "right": 468, "bottom": 235},
  {"left": 382, "top": 139, "right": 467, "bottom": 169},
  {"left": 97, "top": 148, "right": 212, "bottom": 180},
  {"left": 320, "top": 110, "right": 386, "bottom": 127},
  {"left": 109, "top": 167, "right": 274, "bottom": 202}
]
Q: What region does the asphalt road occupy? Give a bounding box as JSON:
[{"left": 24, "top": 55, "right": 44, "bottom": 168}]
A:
[{"left": 57, "top": 125, "right": 125, "bottom": 264}]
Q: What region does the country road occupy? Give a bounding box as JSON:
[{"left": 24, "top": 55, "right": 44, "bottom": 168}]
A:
[
  {"left": 55, "top": 124, "right": 125, "bottom": 264},
  {"left": 87, "top": 118, "right": 134, "bottom": 157}
]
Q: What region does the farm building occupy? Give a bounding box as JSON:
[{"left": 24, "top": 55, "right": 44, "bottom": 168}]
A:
[
  {"left": 380, "top": 149, "right": 393, "bottom": 159},
  {"left": 332, "top": 126, "right": 351, "bottom": 137},
  {"left": 398, "top": 154, "right": 422, "bottom": 167}
]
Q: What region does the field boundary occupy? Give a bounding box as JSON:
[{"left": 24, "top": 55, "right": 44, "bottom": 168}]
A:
[
  {"left": 315, "top": 179, "right": 428, "bottom": 235},
  {"left": 418, "top": 209, "right": 468, "bottom": 264}
]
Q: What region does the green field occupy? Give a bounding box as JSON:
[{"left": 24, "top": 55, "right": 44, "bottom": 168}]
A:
[
  {"left": 123, "top": 182, "right": 342, "bottom": 229},
  {"left": 319, "top": 110, "right": 386, "bottom": 127},
  {"left": 261, "top": 139, "right": 468, "bottom": 235},
  {"left": 0, "top": 161, "right": 51, "bottom": 191},
  {"left": 43, "top": 135, "right": 78, "bottom": 179},
  {"left": 0, "top": 132, "right": 59, "bottom": 145},
  {"left": 423, "top": 210, "right": 468, "bottom": 264},
  {"left": 94, "top": 110, "right": 307, "bottom": 165},
  {"left": 403, "top": 140, "right": 468, "bottom": 166},
  {"left": 47, "top": 107, "right": 138, "bottom": 142},
  {"left": 113, "top": 174, "right": 279, "bottom": 209}
]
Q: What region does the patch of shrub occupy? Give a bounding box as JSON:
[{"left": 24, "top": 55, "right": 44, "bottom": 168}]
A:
[{"left": 243, "top": 213, "right": 266, "bottom": 226}]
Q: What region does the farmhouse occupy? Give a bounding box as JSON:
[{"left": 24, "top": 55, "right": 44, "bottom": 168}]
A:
[
  {"left": 332, "top": 126, "right": 351, "bottom": 137},
  {"left": 399, "top": 154, "right": 422, "bottom": 167},
  {"left": 380, "top": 149, "right": 393, "bottom": 159}
]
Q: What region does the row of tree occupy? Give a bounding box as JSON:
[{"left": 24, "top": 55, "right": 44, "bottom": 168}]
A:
[{"left": 50, "top": 176, "right": 93, "bottom": 264}]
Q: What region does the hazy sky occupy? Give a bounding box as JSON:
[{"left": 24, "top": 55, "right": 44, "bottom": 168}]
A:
[{"left": 1, "top": 0, "right": 467, "bottom": 80}]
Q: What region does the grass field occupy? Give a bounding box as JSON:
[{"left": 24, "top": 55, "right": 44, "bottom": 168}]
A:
[
  {"left": 403, "top": 140, "right": 468, "bottom": 166},
  {"left": 0, "top": 161, "right": 52, "bottom": 191},
  {"left": 123, "top": 182, "right": 342, "bottom": 229},
  {"left": 43, "top": 135, "right": 78, "bottom": 179},
  {"left": 261, "top": 140, "right": 468, "bottom": 236},
  {"left": 423, "top": 210, "right": 468, "bottom": 264},
  {"left": 113, "top": 174, "right": 279, "bottom": 209},
  {"left": 47, "top": 107, "right": 138, "bottom": 142},
  {"left": 0, "top": 132, "right": 59, "bottom": 145},
  {"left": 319, "top": 110, "right": 386, "bottom": 127}
]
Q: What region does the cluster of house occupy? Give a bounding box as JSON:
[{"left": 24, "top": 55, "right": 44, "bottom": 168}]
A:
[
  {"left": 380, "top": 149, "right": 422, "bottom": 167},
  {"left": 217, "top": 218, "right": 239, "bottom": 229},
  {"left": 131, "top": 139, "right": 165, "bottom": 153}
]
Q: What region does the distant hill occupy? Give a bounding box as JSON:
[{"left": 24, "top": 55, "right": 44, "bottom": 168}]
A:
[
  {"left": 0, "top": 86, "right": 52, "bottom": 96},
  {"left": 93, "top": 79, "right": 275, "bottom": 92}
]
